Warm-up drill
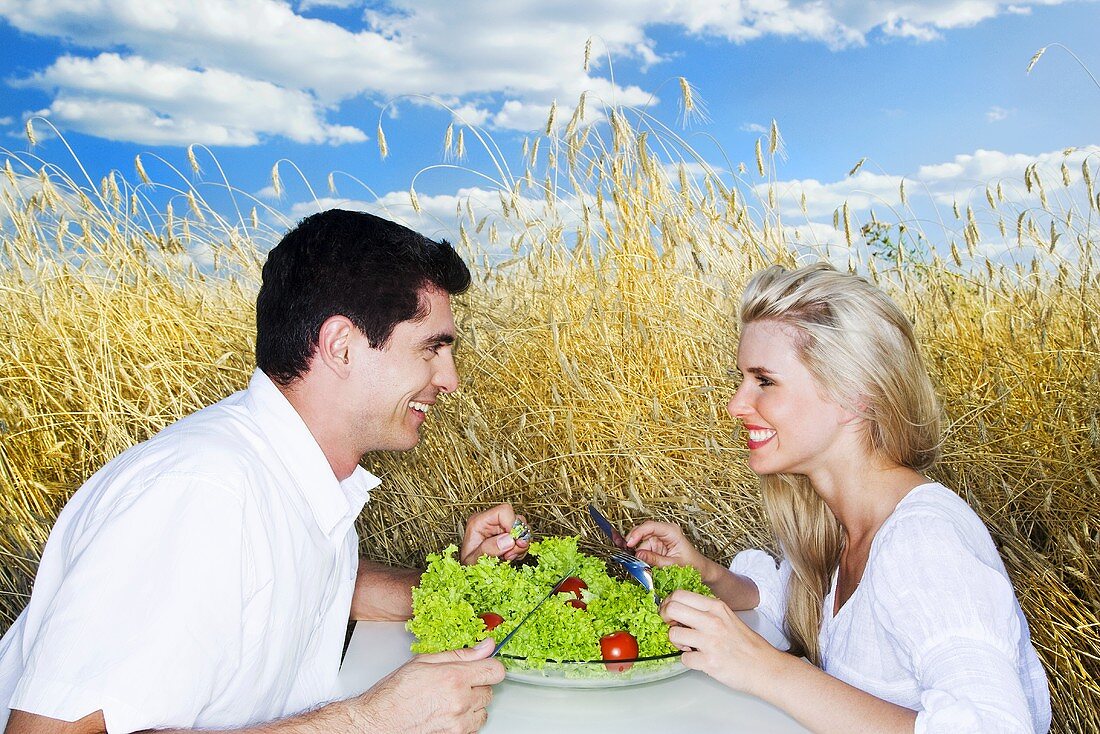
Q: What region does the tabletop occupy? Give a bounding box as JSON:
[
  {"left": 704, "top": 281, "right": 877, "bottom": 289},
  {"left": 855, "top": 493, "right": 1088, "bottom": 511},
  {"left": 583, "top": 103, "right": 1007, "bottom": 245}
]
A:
[{"left": 337, "top": 611, "right": 810, "bottom": 733}]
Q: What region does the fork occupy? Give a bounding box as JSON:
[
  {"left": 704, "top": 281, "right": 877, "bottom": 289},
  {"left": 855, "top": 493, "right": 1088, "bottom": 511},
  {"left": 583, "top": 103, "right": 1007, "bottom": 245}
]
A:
[{"left": 610, "top": 549, "right": 661, "bottom": 605}]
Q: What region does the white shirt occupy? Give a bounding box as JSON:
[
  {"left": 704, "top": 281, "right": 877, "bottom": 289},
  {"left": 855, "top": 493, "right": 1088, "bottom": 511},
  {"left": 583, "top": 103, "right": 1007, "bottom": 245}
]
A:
[
  {"left": 731, "top": 482, "right": 1051, "bottom": 734},
  {"left": 0, "top": 370, "right": 380, "bottom": 733}
]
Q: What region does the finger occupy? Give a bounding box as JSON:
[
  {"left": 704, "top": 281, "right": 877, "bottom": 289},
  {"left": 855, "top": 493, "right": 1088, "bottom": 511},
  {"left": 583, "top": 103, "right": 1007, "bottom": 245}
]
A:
[
  {"left": 634, "top": 548, "right": 677, "bottom": 567},
  {"left": 465, "top": 705, "right": 489, "bottom": 734},
  {"left": 469, "top": 684, "right": 494, "bottom": 711},
  {"left": 663, "top": 589, "right": 717, "bottom": 611},
  {"left": 668, "top": 624, "right": 705, "bottom": 652},
  {"left": 480, "top": 503, "right": 516, "bottom": 532},
  {"left": 680, "top": 649, "right": 707, "bottom": 672},
  {"left": 660, "top": 596, "right": 724, "bottom": 631},
  {"left": 462, "top": 504, "right": 515, "bottom": 542},
  {"left": 625, "top": 520, "right": 667, "bottom": 547},
  {"left": 500, "top": 539, "right": 529, "bottom": 561},
  {"left": 455, "top": 659, "right": 506, "bottom": 687},
  {"left": 420, "top": 637, "right": 495, "bottom": 664},
  {"left": 462, "top": 533, "right": 517, "bottom": 564}
]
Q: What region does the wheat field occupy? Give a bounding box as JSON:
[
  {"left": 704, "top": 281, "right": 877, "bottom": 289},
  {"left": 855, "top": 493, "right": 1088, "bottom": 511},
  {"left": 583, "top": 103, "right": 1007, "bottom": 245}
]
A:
[{"left": 1, "top": 100, "right": 1097, "bottom": 731}]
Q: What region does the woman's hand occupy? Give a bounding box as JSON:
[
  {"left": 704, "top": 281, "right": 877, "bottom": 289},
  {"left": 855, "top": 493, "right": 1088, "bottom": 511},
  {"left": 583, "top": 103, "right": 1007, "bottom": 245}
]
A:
[
  {"left": 625, "top": 521, "right": 709, "bottom": 572},
  {"left": 626, "top": 521, "right": 760, "bottom": 609},
  {"left": 659, "top": 589, "right": 783, "bottom": 697},
  {"left": 661, "top": 591, "right": 918, "bottom": 733}
]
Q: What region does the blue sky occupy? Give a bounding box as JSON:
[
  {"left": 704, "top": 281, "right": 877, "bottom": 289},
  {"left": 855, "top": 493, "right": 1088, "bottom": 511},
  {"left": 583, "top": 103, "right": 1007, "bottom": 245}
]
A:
[{"left": 1, "top": 0, "right": 1097, "bottom": 255}]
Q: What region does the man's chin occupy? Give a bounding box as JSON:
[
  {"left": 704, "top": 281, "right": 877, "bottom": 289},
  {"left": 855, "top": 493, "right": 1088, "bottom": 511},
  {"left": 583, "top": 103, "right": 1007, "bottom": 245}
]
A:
[{"left": 394, "top": 431, "right": 423, "bottom": 452}]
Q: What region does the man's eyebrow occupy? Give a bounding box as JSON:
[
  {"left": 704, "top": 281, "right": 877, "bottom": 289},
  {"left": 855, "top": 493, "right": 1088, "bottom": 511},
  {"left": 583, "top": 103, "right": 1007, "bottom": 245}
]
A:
[{"left": 417, "top": 332, "right": 456, "bottom": 348}]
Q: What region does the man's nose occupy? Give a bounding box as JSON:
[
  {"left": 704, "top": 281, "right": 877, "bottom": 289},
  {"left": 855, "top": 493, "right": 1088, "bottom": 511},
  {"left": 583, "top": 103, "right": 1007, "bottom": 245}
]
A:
[{"left": 434, "top": 353, "right": 459, "bottom": 394}]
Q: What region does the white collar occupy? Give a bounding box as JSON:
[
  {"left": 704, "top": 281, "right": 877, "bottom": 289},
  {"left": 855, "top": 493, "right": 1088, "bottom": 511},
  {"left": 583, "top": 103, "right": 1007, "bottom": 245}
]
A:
[{"left": 243, "top": 369, "right": 380, "bottom": 537}]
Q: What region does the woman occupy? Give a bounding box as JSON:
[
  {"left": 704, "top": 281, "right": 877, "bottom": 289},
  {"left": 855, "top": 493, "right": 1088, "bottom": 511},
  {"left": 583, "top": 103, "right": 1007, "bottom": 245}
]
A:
[{"left": 627, "top": 263, "right": 1050, "bottom": 733}]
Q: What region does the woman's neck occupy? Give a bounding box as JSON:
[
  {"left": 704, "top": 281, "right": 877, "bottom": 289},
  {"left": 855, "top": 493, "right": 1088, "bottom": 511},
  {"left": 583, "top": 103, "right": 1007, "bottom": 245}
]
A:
[{"left": 810, "top": 461, "right": 928, "bottom": 545}]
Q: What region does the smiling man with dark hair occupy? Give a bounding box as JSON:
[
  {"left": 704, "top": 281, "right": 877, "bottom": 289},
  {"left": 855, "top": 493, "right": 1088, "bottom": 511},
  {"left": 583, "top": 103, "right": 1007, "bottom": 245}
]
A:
[{"left": 0, "top": 210, "right": 527, "bottom": 734}]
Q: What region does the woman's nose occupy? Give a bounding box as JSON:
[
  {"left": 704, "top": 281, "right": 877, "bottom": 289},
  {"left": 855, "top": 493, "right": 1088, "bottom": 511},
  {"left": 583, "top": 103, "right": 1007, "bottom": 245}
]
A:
[{"left": 727, "top": 383, "right": 751, "bottom": 419}]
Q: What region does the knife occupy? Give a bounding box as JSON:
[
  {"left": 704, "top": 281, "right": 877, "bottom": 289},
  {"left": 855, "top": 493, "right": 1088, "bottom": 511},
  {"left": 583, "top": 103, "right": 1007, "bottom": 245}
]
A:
[
  {"left": 588, "top": 504, "right": 630, "bottom": 550},
  {"left": 491, "top": 570, "right": 575, "bottom": 657}
]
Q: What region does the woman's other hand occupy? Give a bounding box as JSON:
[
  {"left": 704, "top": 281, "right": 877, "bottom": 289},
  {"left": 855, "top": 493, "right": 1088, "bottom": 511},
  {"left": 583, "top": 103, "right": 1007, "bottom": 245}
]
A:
[{"left": 659, "top": 589, "right": 782, "bottom": 697}]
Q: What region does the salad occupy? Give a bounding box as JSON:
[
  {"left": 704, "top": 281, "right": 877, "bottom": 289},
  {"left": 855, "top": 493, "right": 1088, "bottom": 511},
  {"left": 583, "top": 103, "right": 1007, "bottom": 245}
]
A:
[{"left": 408, "top": 536, "right": 712, "bottom": 666}]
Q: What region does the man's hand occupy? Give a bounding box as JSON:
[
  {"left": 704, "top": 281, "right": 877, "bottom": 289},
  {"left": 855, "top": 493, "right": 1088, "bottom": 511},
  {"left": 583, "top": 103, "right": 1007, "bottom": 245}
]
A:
[
  {"left": 460, "top": 503, "right": 530, "bottom": 565},
  {"left": 354, "top": 638, "right": 505, "bottom": 733}
]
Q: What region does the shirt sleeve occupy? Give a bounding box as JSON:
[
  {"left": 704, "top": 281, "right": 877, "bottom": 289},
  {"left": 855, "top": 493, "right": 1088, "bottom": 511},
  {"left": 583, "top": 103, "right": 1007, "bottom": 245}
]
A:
[
  {"left": 729, "top": 548, "right": 790, "bottom": 639},
  {"left": 867, "top": 514, "right": 1036, "bottom": 734},
  {"left": 10, "top": 473, "right": 247, "bottom": 733}
]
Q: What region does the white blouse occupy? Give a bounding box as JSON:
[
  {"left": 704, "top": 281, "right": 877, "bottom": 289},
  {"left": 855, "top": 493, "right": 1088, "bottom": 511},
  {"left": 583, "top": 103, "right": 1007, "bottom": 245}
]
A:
[{"left": 730, "top": 482, "right": 1051, "bottom": 734}]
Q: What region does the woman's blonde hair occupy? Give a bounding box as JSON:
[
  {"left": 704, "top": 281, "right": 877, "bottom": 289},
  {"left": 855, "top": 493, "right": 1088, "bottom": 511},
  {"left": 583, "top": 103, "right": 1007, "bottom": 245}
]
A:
[{"left": 739, "top": 263, "right": 941, "bottom": 665}]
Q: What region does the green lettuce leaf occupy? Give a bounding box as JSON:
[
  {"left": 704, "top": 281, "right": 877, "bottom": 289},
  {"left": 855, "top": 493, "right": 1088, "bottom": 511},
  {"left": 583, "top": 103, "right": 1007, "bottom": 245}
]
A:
[{"left": 407, "top": 536, "right": 716, "bottom": 662}]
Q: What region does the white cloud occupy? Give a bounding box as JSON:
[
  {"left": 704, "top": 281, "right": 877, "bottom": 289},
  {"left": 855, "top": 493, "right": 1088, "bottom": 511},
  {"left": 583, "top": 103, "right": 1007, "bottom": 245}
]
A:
[
  {"left": 662, "top": 160, "right": 727, "bottom": 185},
  {"left": 986, "top": 106, "right": 1012, "bottom": 122},
  {"left": 2, "top": 0, "right": 1082, "bottom": 148},
  {"left": 277, "top": 183, "right": 593, "bottom": 257},
  {"left": 297, "top": 0, "right": 361, "bottom": 9},
  {"left": 766, "top": 147, "right": 1100, "bottom": 221},
  {"left": 740, "top": 122, "right": 769, "bottom": 134},
  {"left": 449, "top": 104, "right": 492, "bottom": 128},
  {"left": 766, "top": 170, "right": 906, "bottom": 219},
  {"left": 651, "top": 0, "right": 1072, "bottom": 48},
  {"left": 766, "top": 146, "right": 1100, "bottom": 265},
  {"left": 14, "top": 53, "right": 365, "bottom": 146},
  {"left": 0, "top": 0, "right": 655, "bottom": 138}
]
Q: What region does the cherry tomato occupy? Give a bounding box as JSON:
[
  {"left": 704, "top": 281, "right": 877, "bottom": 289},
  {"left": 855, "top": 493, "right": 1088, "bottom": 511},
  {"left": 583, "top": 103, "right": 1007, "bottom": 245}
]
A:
[
  {"left": 566, "top": 597, "right": 587, "bottom": 611},
  {"left": 556, "top": 576, "right": 587, "bottom": 599},
  {"left": 600, "top": 631, "right": 639, "bottom": 673},
  {"left": 479, "top": 612, "right": 504, "bottom": 631}
]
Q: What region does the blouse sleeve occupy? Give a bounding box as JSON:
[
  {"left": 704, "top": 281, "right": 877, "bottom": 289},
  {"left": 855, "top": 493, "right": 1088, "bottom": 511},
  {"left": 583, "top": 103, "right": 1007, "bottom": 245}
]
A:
[
  {"left": 867, "top": 514, "right": 1037, "bottom": 734},
  {"left": 729, "top": 548, "right": 790, "bottom": 639}
]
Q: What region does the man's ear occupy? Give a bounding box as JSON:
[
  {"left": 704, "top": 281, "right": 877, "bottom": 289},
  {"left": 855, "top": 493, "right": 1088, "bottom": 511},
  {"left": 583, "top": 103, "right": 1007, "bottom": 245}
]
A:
[{"left": 317, "top": 315, "right": 354, "bottom": 375}]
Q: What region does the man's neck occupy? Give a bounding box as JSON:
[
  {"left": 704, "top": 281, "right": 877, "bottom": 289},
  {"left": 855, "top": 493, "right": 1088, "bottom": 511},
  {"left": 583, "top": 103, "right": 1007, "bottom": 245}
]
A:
[{"left": 274, "top": 377, "right": 359, "bottom": 481}]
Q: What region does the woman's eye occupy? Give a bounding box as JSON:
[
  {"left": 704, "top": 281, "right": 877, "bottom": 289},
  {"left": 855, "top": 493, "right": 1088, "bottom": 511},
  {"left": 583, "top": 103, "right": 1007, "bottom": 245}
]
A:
[{"left": 756, "top": 376, "right": 773, "bottom": 387}]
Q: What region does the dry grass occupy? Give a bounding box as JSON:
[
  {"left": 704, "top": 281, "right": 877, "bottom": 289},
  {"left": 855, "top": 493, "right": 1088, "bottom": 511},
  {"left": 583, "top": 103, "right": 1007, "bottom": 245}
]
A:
[{"left": 1, "top": 101, "right": 1097, "bottom": 731}]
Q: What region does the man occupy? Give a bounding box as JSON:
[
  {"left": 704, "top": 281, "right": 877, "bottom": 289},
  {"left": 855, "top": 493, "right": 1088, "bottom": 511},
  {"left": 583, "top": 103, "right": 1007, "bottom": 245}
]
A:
[{"left": 0, "top": 210, "right": 528, "bottom": 733}]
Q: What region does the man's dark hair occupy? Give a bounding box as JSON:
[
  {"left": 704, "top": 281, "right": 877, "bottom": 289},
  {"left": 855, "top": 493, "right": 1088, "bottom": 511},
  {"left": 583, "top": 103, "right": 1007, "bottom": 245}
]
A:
[{"left": 255, "top": 209, "right": 471, "bottom": 385}]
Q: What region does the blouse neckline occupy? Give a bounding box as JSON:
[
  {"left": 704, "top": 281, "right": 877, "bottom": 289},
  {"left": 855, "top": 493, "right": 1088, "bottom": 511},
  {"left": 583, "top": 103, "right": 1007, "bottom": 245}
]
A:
[{"left": 827, "top": 481, "right": 940, "bottom": 620}]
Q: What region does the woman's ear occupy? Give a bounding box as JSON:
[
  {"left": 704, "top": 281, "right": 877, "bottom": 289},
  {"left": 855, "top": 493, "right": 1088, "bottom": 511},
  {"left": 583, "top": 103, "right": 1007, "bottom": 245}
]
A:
[
  {"left": 317, "top": 315, "right": 354, "bottom": 375},
  {"left": 838, "top": 396, "right": 868, "bottom": 427}
]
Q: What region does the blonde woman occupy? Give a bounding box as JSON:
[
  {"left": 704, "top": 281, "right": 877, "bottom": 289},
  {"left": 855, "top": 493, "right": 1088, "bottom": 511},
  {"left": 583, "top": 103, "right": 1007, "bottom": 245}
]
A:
[{"left": 627, "top": 263, "right": 1050, "bottom": 733}]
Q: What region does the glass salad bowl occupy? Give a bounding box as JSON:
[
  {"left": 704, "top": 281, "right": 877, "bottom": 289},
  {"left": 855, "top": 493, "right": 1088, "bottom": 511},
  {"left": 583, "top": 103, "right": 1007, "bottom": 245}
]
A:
[{"left": 499, "top": 650, "right": 687, "bottom": 688}]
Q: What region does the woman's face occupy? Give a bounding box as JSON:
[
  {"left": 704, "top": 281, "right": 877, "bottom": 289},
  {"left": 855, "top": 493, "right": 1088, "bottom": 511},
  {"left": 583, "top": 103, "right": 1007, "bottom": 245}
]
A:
[{"left": 726, "top": 320, "right": 855, "bottom": 477}]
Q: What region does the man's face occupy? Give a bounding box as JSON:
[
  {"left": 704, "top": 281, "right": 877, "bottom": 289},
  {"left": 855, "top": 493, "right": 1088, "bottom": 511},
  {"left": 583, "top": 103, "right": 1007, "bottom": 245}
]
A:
[{"left": 346, "top": 287, "right": 459, "bottom": 453}]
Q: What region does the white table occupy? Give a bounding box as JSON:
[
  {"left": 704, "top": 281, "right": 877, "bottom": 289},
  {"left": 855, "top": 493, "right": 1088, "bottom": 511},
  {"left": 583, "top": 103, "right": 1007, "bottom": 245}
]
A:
[{"left": 338, "top": 612, "right": 810, "bottom": 733}]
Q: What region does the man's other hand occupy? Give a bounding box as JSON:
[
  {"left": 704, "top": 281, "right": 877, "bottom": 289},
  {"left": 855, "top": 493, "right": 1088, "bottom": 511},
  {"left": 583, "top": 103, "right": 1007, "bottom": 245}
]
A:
[{"left": 356, "top": 638, "right": 504, "bottom": 733}]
